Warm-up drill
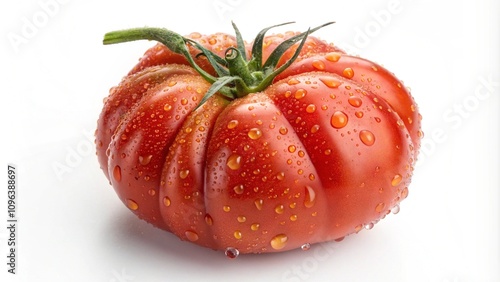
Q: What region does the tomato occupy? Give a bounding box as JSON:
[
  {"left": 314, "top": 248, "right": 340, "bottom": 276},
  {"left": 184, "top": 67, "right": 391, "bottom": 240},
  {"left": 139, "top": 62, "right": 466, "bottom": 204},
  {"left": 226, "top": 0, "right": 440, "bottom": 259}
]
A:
[{"left": 96, "top": 22, "right": 421, "bottom": 255}]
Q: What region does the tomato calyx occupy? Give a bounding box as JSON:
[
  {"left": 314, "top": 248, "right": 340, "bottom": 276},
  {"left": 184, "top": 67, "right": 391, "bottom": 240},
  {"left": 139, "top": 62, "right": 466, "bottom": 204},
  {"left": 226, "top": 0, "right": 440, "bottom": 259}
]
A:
[{"left": 103, "top": 22, "right": 334, "bottom": 107}]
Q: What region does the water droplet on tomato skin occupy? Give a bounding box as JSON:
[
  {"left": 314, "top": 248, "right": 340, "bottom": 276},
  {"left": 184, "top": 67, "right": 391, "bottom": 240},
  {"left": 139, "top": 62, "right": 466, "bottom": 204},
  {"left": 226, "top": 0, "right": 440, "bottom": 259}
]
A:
[
  {"left": 359, "top": 130, "right": 375, "bottom": 146},
  {"left": 185, "top": 230, "right": 199, "bottom": 242},
  {"left": 113, "top": 165, "right": 122, "bottom": 182},
  {"left": 325, "top": 52, "right": 341, "bottom": 62},
  {"left": 138, "top": 155, "right": 153, "bottom": 165},
  {"left": 163, "top": 196, "right": 171, "bottom": 207},
  {"left": 275, "top": 204, "right": 285, "bottom": 214},
  {"left": 342, "top": 67, "right": 355, "bottom": 79},
  {"left": 364, "top": 222, "right": 375, "bottom": 230},
  {"left": 226, "top": 154, "right": 242, "bottom": 170},
  {"left": 304, "top": 186, "right": 316, "bottom": 208},
  {"left": 319, "top": 77, "right": 342, "bottom": 88},
  {"left": 223, "top": 205, "right": 231, "bottom": 212},
  {"left": 294, "top": 89, "right": 307, "bottom": 100},
  {"left": 205, "top": 214, "right": 213, "bottom": 225},
  {"left": 234, "top": 231, "right": 243, "bottom": 239},
  {"left": 391, "top": 174, "right": 403, "bottom": 186},
  {"left": 248, "top": 128, "right": 263, "bottom": 140},
  {"left": 391, "top": 204, "right": 401, "bottom": 214},
  {"left": 126, "top": 199, "right": 139, "bottom": 210},
  {"left": 225, "top": 247, "right": 240, "bottom": 259},
  {"left": 348, "top": 96, "right": 363, "bottom": 108},
  {"left": 227, "top": 120, "right": 239, "bottom": 129},
  {"left": 375, "top": 202, "right": 386, "bottom": 213},
  {"left": 233, "top": 184, "right": 244, "bottom": 195},
  {"left": 179, "top": 169, "right": 190, "bottom": 179},
  {"left": 301, "top": 243, "right": 311, "bottom": 251},
  {"left": 270, "top": 234, "right": 288, "bottom": 250},
  {"left": 288, "top": 145, "right": 296, "bottom": 153},
  {"left": 331, "top": 111, "right": 348, "bottom": 129},
  {"left": 254, "top": 199, "right": 264, "bottom": 210},
  {"left": 312, "top": 60, "right": 325, "bottom": 70}
]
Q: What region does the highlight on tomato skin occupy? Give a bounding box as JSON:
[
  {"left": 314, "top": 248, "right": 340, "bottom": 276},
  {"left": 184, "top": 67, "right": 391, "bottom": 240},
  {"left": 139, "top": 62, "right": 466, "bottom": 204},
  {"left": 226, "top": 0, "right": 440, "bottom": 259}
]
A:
[{"left": 96, "top": 21, "right": 422, "bottom": 256}]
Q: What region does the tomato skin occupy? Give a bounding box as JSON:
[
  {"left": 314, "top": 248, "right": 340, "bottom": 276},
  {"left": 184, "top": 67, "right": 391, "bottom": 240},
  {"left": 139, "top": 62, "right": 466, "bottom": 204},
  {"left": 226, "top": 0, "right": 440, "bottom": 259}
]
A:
[
  {"left": 276, "top": 53, "right": 422, "bottom": 152},
  {"left": 98, "top": 27, "right": 421, "bottom": 254}
]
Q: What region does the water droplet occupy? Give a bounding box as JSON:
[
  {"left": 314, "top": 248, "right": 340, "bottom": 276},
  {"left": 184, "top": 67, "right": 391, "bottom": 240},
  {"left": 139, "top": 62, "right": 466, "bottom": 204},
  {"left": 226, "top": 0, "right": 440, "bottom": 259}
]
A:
[
  {"left": 148, "top": 189, "right": 156, "bottom": 196},
  {"left": 205, "top": 214, "right": 213, "bottom": 225},
  {"left": 279, "top": 126, "right": 288, "bottom": 135},
  {"left": 163, "top": 196, "right": 171, "bottom": 207},
  {"left": 270, "top": 234, "right": 288, "bottom": 250},
  {"left": 254, "top": 199, "right": 263, "bottom": 210},
  {"left": 225, "top": 247, "right": 239, "bottom": 259},
  {"left": 364, "top": 222, "right": 374, "bottom": 230},
  {"left": 179, "top": 169, "right": 190, "bottom": 179},
  {"left": 113, "top": 165, "right": 122, "bottom": 182},
  {"left": 276, "top": 172, "right": 285, "bottom": 181},
  {"left": 139, "top": 155, "right": 153, "bottom": 166},
  {"left": 275, "top": 204, "right": 284, "bottom": 214},
  {"left": 234, "top": 231, "right": 242, "bottom": 239},
  {"left": 120, "top": 134, "right": 127, "bottom": 141},
  {"left": 320, "top": 77, "right": 341, "bottom": 88},
  {"left": 181, "top": 98, "right": 188, "bottom": 105},
  {"left": 227, "top": 120, "right": 239, "bottom": 129},
  {"left": 391, "top": 204, "right": 401, "bottom": 214},
  {"left": 375, "top": 202, "right": 386, "bottom": 213},
  {"left": 227, "top": 154, "right": 242, "bottom": 170},
  {"left": 288, "top": 145, "right": 296, "bottom": 153},
  {"left": 312, "top": 60, "right": 325, "bottom": 70},
  {"left": 331, "top": 111, "right": 348, "bottom": 129},
  {"left": 400, "top": 187, "right": 409, "bottom": 199},
  {"left": 359, "top": 130, "right": 375, "bottom": 146},
  {"left": 391, "top": 174, "right": 403, "bottom": 186},
  {"left": 348, "top": 96, "right": 362, "bottom": 107},
  {"left": 126, "top": 199, "right": 139, "bottom": 210},
  {"left": 233, "top": 184, "right": 244, "bottom": 195},
  {"left": 185, "top": 230, "right": 199, "bottom": 242},
  {"left": 287, "top": 78, "right": 300, "bottom": 85},
  {"left": 164, "top": 103, "right": 172, "bottom": 111},
  {"left": 223, "top": 205, "right": 231, "bottom": 212},
  {"left": 304, "top": 186, "right": 316, "bottom": 208},
  {"left": 311, "top": 124, "right": 320, "bottom": 133},
  {"left": 374, "top": 117, "right": 381, "bottom": 123},
  {"left": 289, "top": 214, "right": 298, "bottom": 221},
  {"left": 301, "top": 243, "right": 311, "bottom": 251},
  {"left": 294, "top": 89, "right": 307, "bottom": 100},
  {"left": 237, "top": 216, "right": 246, "bottom": 223},
  {"left": 248, "top": 128, "right": 263, "bottom": 140},
  {"left": 325, "top": 52, "right": 341, "bottom": 62},
  {"left": 342, "top": 67, "right": 354, "bottom": 78},
  {"left": 251, "top": 223, "right": 260, "bottom": 231},
  {"left": 306, "top": 104, "right": 316, "bottom": 113},
  {"left": 355, "top": 111, "right": 364, "bottom": 118}
]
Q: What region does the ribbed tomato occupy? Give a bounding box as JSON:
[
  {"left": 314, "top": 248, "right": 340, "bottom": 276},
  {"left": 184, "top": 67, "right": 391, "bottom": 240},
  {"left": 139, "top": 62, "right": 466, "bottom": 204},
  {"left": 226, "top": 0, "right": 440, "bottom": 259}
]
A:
[{"left": 96, "top": 22, "right": 421, "bottom": 256}]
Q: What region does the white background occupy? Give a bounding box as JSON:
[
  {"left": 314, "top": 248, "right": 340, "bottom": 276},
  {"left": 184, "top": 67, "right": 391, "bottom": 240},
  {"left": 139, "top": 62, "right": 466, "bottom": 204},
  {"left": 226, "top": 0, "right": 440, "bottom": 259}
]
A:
[{"left": 1, "top": 0, "right": 499, "bottom": 281}]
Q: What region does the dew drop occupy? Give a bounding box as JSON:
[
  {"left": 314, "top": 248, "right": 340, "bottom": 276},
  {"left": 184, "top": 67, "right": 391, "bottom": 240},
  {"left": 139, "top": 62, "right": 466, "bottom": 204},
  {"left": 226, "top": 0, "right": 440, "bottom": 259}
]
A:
[
  {"left": 179, "top": 169, "right": 190, "bottom": 179},
  {"left": 290, "top": 214, "right": 298, "bottom": 221},
  {"left": 248, "top": 128, "right": 263, "bottom": 140},
  {"left": 400, "top": 187, "right": 409, "bottom": 199},
  {"left": 279, "top": 127, "right": 288, "bottom": 135},
  {"left": 304, "top": 186, "right": 316, "bottom": 208},
  {"left": 312, "top": 60, "right": 325, "bottom": 70},
  {"left": 181, "top": 98, "right": 188, "bottom": 105},
  {"left": 325, "top": 52, "right": 341, "bottom": 62},
  {"left": 270, "top": 234, "right": 288, "bottom": 250},
  {"left": 126, "top": 199, "right": 139, "bottom": 210},
  {"left": 355, "top": 111, "right": 364, "bottom": 118},
  {"left": 364, "top": 222, "right": 375, "bottom": 230},
  {"left": 185, "top": 230, "right": 199, "bottom": 242},
  {"left": 374, "top": 117, "right": 382, "bottom": 123},
  {"left": 319, "top": 77, "right": 341, "bottom": 88},
  {"left": 287, "top": 78, "right": 300, "bottom": 85},
  {"left": 237, "top": 216, "right": 246, "bottom": 223},
  {"left": 391, "top": 204, "right": 401, "bottom": 214},
  {"left": 205, "top": 214, "right": 213, "bottom": 225},
  {"left": 223, "top": 205, "right": 231, "bottom": 212},
  {"left": 227, "top": 120, "right": 239, "bottom": 129},
  {"left": 359, "top": 130, "right": 375, "bottom": 146},
  {"left": 294, "top": 89, "right": 307, "bottom": 100},
  {"left": 342, "top": 67, "right": 354, "bottom": 79},
  {"left": 301, "top": 243, "right": 311, "bottom": 251},
  {"left": 234, "top": 231, "right": 242, "bottom": 239},
  {"left": 331, "top": 111, "right": 348, "bottom": 129},
  {"left": 113, "top": 165, "right": 122, "bottom": 182},
  {"left": 348, "top": 96, "right": 363, "bottom": 107},
  {"left": 391, "top": 174, "right": 403, "bottom": 186},
  {"left": 251, "top": 223, "right": 260, "bottom": 231},
  {"left": 233, "top": 184, "right": 244, "bottom": 195},
  {"left": 275, "top": 204, "right": 285, "bottom": 214},
  {"left": 225, "top": 247, "right": 239, "bottom": 259},
  {"left": 288, "top": 145, "right": 296, "bottom": 153},
  {"left": 163, "top": 103, "right": 172, "bottom": 111},
  {"left": 148, "top": 189, "right": 156, "bottom": 196},
  {"left": 139, "top": 155, "right": 153, "bottom": 165},
  {"left": 311, "top": 124, "right": 320, "bottom": 133},
  {"left": 227, "top": 154, "right": 242, "bottom": 170},
  {"left": 163, "top": 196, "right": 171, "bottom": 207},
  {"left": 306, "top": 104, "right": 317, "bottom": 113},
  {"left": 254, "top": 199, "right": 263, "bottom": 210},
  {"left": 375, "top": 202, "right": 386, "bottom": 213}
]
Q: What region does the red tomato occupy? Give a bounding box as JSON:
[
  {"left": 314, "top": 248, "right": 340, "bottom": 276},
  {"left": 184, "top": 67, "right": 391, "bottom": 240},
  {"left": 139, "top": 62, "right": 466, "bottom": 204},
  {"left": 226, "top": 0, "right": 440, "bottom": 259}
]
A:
[{"left": 96, "top": 22, "right": 421, "bottom": 255}]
